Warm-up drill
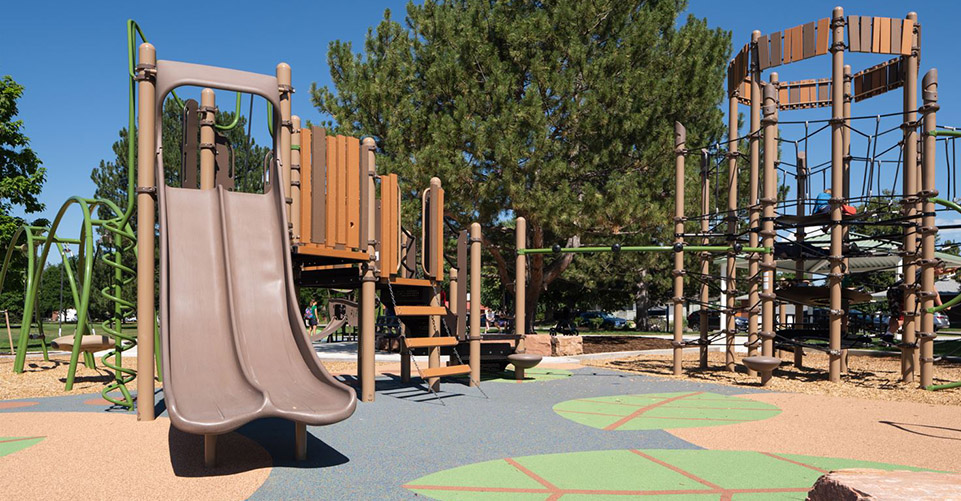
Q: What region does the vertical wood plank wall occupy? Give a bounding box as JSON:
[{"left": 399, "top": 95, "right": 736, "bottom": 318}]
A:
[{"left": 300, "top": 128, "right": 313, "bottom": 243}]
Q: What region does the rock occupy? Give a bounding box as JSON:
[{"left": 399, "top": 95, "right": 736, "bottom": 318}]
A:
[
  {"left": 807, "top": 468, "right": 961, "bottom": 501},
  {"left": 524, "top": 334, "right": 553, "bottom": 356},
  {"left": 552, "top": 335, "right": 583, "bottom": 356}
]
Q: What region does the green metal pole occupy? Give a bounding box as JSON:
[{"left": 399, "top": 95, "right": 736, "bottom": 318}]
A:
[
  {"left": 13, "top": 229, "right": 38, "bottom": 373},
  {"left": 929, "top": 129, "right": 961, "bottom": 137},
  {"left": 928, "top": 198, "right": 961, "bottom": 313},
  {"left": 518, "top": 245, "right": 770, "bottom": 255},
  {"left": 925, "top": 380, "right": 961, "bottom": 391}
]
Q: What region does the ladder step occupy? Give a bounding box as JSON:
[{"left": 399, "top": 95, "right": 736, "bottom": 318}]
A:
[
  {"left": 419, "top": 364, "right": 472, "bottom": 379},
  {"left": 404, "top": 336, "right": 459, "bottom": 348},
  {"left": 394, "top": 305, "right": 447, "bottom": 316}
]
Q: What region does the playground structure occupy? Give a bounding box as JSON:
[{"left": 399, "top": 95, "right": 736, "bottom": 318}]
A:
[
  {"left": 0, "top": 20, "right": 524, "bottom": 464},
  {"left": 513, "top": 7, "right": 961, "bottom": 389}
]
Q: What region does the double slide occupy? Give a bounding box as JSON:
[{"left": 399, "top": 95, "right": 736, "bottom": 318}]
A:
[{"left": 158, "top": 162, "right": 356, "bottom": 436}]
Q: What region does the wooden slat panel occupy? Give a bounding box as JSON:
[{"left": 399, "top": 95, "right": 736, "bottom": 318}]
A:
[
  {"left": 757, "top": 35, "right": 770, "bottom": 70},
  {"left": 378, "top": 175, "right": 394, "bottom": 277},
  {"left": 404, "top": 336, "right": 459, "bottom": 348},
  {"left": 879, "top": 17, "right": 891, "bottom": 54},
  {"left": 388, "top": 174, "right": 399, "bottom": 275},
  {"left": 779, "top": 87, "right": 789, "bottom": 106},
  {"left": 310, "top": 127, "right": 327, "bottom": 245},
  {"left": 818, "top": 82, "right": 830, "bottom": 102},
  {"left": 871, "top": 17, "right": 881, "bottom": 53},
  {"left": 377, "top": 175, "right": 387, "bottom": 274},
  {"left": 345, "top": 136, "right": 360, "bottom": 249},
  {"left": 802, "top": 22, "right": 815, "bottom": 59},
  {"left": 782, "top": 27, "right": 794, "bottom": 63},
  {"left": 789, "top": 87, "right": 799, "bottom": 105},
  {"left": 741, "top": 81, "right": 750, "bottom": 101},
  {"left": 325, "top": 136, "right": 337, "bottom": 246},
  {"left": 335, "top": 135, "right": 348, "bottom": 246},
  {"left": 792, "top": 26, "right": 803, "bottom": 61},
  {"left": 848, "top": 16, "right": 861, "bottom": 52},
  {"left": 390, "top": 277, "right": 433, "bottom": 287},
  {"left": 890, "top": 19, "right": 902, "bottom": 55},
  {"left": 394, "top": 175, "right": 402, "bottom": 275},
  {"left": 395, "top": 305, "right": 448, "bottom": 316},
  {"left": 419, "top": 365, "right": 471, "bottom": 379},
  {"left": 300, "top": 128, "right": 312, "bottom": 244},
  {"left": 901, "top": 19, "right": 914, "bottom": 55},
  {"left": 816, "top": 18, "right": 830, "bottom": 55},
  {"left": 861, "top": 16, "right": 872, "bottom": 53},
  {"left": 770, "top": 31, "right": 781, "bottom": 67}
]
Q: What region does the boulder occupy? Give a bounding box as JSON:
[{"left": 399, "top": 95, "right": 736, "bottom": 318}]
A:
[
  {"left": 524, "top": 334, "right": 553, "bottom": 356},
  {"left": 807, "top": 468, "right": 961, "bottom": 501},
  {"left": 552, "top": 335, "right": 583, "bottom": 356}
]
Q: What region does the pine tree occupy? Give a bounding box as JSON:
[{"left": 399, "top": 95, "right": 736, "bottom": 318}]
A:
[{"left": 313, "top": 0, "right": 731, "bottom": 330}]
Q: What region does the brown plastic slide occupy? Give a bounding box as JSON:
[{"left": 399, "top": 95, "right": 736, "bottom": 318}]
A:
[
  {"left": 311, "top": 317, "right": 347, "bottom": 342},
  {"left": 157, "top": 164, "right": 356, "bottom": 436}
]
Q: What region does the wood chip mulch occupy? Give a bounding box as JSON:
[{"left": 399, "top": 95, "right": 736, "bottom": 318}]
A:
[
  {"left": 581, "top": 335, "right": 674, "bottom": 354},
  {"left": 586, "top": 350, "right": 961, "bottom": 407},
  {"left": 0, "top": 355, "right": 392, "bottom": 401}
]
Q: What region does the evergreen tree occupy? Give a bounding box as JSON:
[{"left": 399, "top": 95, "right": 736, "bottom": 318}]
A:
[{"left": 313, "top": 0, "right": 731, "bottom": 330}]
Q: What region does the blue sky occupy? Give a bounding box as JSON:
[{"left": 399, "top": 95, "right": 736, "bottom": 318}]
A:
[{"left": 3, "top": 1, "right": 960, "bottom": 262}]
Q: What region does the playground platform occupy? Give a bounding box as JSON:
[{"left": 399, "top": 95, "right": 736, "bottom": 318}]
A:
[{"left": 1, "top": 360, "right": 958, "bottom": 500}]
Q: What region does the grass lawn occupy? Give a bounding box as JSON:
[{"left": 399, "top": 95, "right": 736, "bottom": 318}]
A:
[{"left": 0, "top": 323, "right": 139, "bottom": 353}]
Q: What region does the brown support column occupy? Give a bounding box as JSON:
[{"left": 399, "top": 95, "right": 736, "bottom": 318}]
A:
[
  {"left": 136, "top": 43, "right": 157, "bottom": 422},
  {"left": 699, "top": 150, "right": 710, "bottom": 369},
  {"left": 428, "top": 290, "right": 441, "bottom": 392},
  {"left": 747, "top": 31, "right": 762, "bottom": 376},
  {"left": 920, "top": 69, "right": 939, "bottom": 389},
  {"left": 291, "top": 116, "right": 302, "bottom": 242},
  {"left": 795, "top": 152, "right": 807, "bottom": 368},
  {"left": 450, "top": 268, "right": 459, "bottom": 320},
  {"left": 725, "top": 91, "right": 739, "bottom": 372},
  {"left": 515, "top": 217, "right": 526, "bottom": 344},
  {"left": 204, "top": 434, "right": 217, "bottom": 468},
  {"left": 294, "top": 422, "right": 307, "bottom": 461},
  {"left": 828, "top": 6, "right": 845, "bottom": 382},
  {"left": 840, "top": 65, "right": 852, "bottom": 373},
  {"left": 760, "top": 76, "right": 779, "bottom": 386},
  {"left": 277, "top": 63, "right": 293, "bottom": 225},
  {"left": 469, "top": 223, "right": 482, "bottom": 385},
  {"left": 843, "top": 65, "right": 852, "bottom": 201},
  {"left": 199, "top": 89, "right": 216, "bottom": 190},
  {"left": 359, "top": 138, "right": 376, "bottom": 401},
  {"left": 673, "top": 122, "right": 686, "bottom": 376},
  {"left": 901, "top": 12, "right": 920, "bottom": 382},
  {"left": 359, "top": 267, "right": 376, "bottom": 401}
]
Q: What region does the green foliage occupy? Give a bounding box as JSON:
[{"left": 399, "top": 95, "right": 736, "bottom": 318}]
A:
[
  {"left": 313, "top": 0, "right": 731, "bottom": 327},
  {"left": 0, "top": 75, "right": 46, "bottom": 317}
]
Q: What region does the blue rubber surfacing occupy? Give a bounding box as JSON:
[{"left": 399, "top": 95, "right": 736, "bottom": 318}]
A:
[{"left": 0, "top": 367, "right": 769, "bottom": 500}]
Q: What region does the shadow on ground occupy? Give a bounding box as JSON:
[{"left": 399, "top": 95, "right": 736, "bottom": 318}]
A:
[{"left": 168, "top": 418, "right": 350, "bottom": 476}]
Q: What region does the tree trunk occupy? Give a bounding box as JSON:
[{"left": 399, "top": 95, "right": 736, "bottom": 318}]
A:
[
  {"left": 483, "top": 219, "right": 577, "bottom": 334},
  {"left": 634, "top": 268, "right": 650, "bottom": 331}
]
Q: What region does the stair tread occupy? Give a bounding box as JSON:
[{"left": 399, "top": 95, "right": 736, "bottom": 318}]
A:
[
  {"left": 388, "top": 277, "right": 434, "bottom": 287},
  {"left": 403, "top": 336, "right": 460, "bottom": 348},
  {"left": 419, "top": 364, "right": 472, "bottom": 378},
  {"left": 394, "top": 305, "right": 447, "bottom": 316}
]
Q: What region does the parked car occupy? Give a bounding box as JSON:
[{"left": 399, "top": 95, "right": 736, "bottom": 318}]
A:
[
  {"left": 577, "top": 311, "right": 628, "bottom": 330},
  {"left": 935, "top": 312, "right": 950, "bottom": 331},
  {"left": 686, "top": 310, "right": 748, "bottom": 332}
]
